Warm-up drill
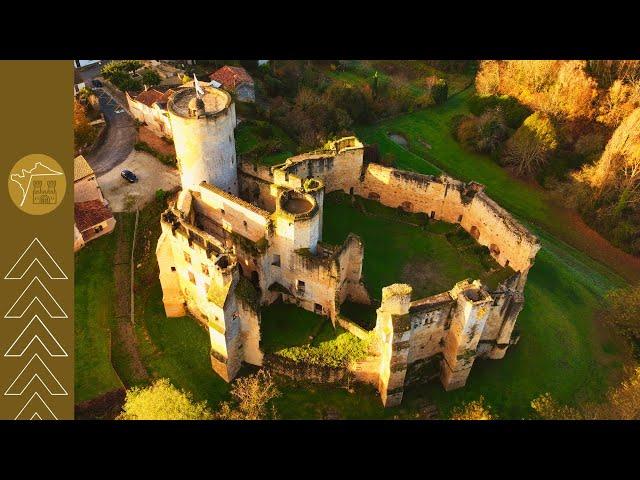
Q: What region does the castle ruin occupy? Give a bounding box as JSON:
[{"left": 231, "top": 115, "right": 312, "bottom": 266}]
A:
[{"left": 156, "top": 85, "right": 540, "bottom": 406}]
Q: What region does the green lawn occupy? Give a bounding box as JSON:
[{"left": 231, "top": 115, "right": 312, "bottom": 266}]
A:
[
  {"left": 260, "top": 301, "right": 327, "bottom": 353},
  {"left": 74, "top": 234, "right": 123, "bottom": 403},
  {"left": 323, "top": 192, "right": 501, "bottom": 300},
  {"left": 356, "top": 88, "right": 640, "bottom": 283},
  {"left": 132, "top": 284, "right": 230, "bottom": 406},
  {"left": 330, "top": 60, "right": 474, "bottom": 99}
]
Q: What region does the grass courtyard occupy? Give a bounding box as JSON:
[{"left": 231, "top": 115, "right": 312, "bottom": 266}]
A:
[{"left": 323, "top": 191, "right": 506, "bottom": 301}]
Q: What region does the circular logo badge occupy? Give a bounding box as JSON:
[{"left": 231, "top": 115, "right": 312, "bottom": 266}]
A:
[{"left": 8, "top": 154, "right": 66, "bottom": 215}]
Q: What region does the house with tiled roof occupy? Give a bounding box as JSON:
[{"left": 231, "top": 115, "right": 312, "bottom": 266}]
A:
[
  {"left": 74, "top": 200, "right": 116, "bottom": 251},
  {"left": 73, "top": 155, "right": 115, "bottom": 251},
  {"left": 126, "top": 87, "right": 175, "bottom": 138},
  {"left": 209, "top": 66, "right": 255, "bottom": 103},
  {"left": 74, "top": 155, "right": 106, "bottom": 204}
]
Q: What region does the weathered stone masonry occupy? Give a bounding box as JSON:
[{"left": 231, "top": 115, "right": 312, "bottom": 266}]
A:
[{"left": 156, "top": 84, "right": 540, "bottom": 407}]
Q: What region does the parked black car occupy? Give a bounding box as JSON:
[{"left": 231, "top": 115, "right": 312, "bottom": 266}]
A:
[
  {"left": 92, "top": 79, "right": 103, "bottom": 88},
  {"left": 121, "top": 170, "right": 138, "bottom": 183}
]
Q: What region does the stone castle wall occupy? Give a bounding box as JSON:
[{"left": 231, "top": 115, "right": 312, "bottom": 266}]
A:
[
  {"left": 159, "top": 130, "right": 540, "bottom": 405},
  {"left": 195, "top": 182, "right": 271, "bottom": 243},
  {"left": 355, "top": 164, "right": 539, "bottom": 276},
  {"left": 240, "top": 144, "right": 539, "bottom": 281},
  {"left": 126, "top": 93, "right": 173, "bottom": 139}
]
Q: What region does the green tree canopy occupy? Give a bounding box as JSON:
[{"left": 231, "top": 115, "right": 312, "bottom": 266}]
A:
[
  {"left": 141, "top": 69, "right": 161, "bottom": 87},
  {"left": 118, "top": 378, "right": 213, "bottom": 420}
]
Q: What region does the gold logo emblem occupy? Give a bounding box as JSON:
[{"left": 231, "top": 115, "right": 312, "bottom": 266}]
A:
[{"left": 8, "top": 154, "right": 66, "bottom": 215}]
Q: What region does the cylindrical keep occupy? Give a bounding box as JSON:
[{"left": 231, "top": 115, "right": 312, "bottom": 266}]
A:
[
  {"left": 168, "top": 85, "right": 238, "bottom": 195},
  {"left": 275, "top": 189, "right": 321, "bottom": 253}
]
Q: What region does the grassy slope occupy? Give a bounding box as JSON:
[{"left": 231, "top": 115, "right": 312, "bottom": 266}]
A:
[
  {"left": 356, "top": 88, "right": 640, "bottom": 283},
  {"left": 74, "top": 235, "right": 124, "bottom": 403},
  {"left": 349, "top": 87, "right": 633, "bottom": 417},
  {"left": 235, "top": 121, "right": 296, "bottom": 166},
  {"left": 133, "top": 284, "right": 230, "bottom": 406}
]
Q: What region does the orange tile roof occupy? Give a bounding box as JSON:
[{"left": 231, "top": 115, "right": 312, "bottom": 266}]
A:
[
  {"left": 74, "top": 155, "right": 94, "bottom": 182},
  {"left": 133, "top": 88, "right": 175, "bottom": 108},
  {"left": 74, "top": 200, "right": 114, "bottom": 232},
  {"left": 209, "top": 66, "right": 253, "bottom": 91}
]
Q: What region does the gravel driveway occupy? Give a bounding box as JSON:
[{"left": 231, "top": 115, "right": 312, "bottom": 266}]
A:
[{"left": 98, "top": 150, "right": 180, "bottom": 212}]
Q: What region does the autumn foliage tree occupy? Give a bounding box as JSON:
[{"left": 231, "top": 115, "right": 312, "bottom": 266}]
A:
[
  {"left": 73, "top": 99, "right": 96, "bottom": 151},
  {"left": 215, "top": 370, "right": 280, "bottom": 420},
  {"left": 450, "top": 396, "right": 494, "bottom": 420},
  {"left": 502, "top": 112, "right": 558, "bottom": 176},
  {"left": 476, "top": 60, "right": 598, "bottom": 121},
  {"left": 577, "top": 108, "right": 640, "bottom": 216}
]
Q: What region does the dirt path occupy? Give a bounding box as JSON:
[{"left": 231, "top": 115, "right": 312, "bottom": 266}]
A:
[
  {"left": 553, "top": 205, "right": 640, "bottom": 284},
  {"left": 501, "top": 165, "right": 640, "bottom": 284},
  {"left": 111, "top": 214, "right": 149, "bottom": 385}
]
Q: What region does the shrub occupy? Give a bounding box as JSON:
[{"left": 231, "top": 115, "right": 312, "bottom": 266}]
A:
[
  {"left": 450, "top": 396, "right": 494, "bottom": 420},
  {"left": 276, "top": 330, "right": 371, "bottom": 368},
  {"left": 380, "top": 152, "right": 397, "bottom": 167},
  {"left": 215, "top": 370, "right": 280, "bottom": 420},
  {"left": 467, "top": 94, "right": 531, "bottom": 129},
  {"left": 450, "top": 114, "right": 467, "bottom": 139},
  {"left": 502, "top": 112, "right": 558, "bottom": 176},
  {"left": 456, "top": 116, "right": 479, "bottom": 149},
  {"left": 134, "top": 141, "right": 176, "bottom": 166},
  {"left": 155, "top": 189, "right": 167, "bottom": 203},
  {"left": 474, "top": 109, "right": 509, "bottom": 154},
  {"left": 430, "top": 79, "right": 448, "bottom": 105},
  {"left": 140, "top": 68, "right": 161, "bottom": 87},
  {"left": 118, "top": 379, "right": 213, "bottom": 420}
]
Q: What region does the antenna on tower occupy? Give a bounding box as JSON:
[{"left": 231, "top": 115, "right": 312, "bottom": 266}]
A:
[{"left": 193, "top": 73, "right": 204, "bottom": 98}]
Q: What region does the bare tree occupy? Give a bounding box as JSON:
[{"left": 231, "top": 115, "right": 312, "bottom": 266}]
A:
[{"left": 215, "top": 370, "right": 280, "bottom": 420}]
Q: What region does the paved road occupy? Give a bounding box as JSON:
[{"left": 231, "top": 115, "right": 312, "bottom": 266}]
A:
[
  {"left": 86, "top": 88, "right": 136, "bottom": 176},
  {"left": 77, "top": 61, "right": 105, "bottom": 85}
]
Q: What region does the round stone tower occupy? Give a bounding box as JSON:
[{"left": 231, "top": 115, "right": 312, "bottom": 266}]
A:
[
  {"left": 275, "top": 189, "right": 322, "bottom": 254},
  {"left": 168, "top": 85, "right": 238, "bottom": 195}
]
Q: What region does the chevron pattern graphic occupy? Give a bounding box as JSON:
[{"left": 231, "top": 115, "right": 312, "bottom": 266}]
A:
[{"left": 3, "top": 237, "right": 69, "bottom": 420}]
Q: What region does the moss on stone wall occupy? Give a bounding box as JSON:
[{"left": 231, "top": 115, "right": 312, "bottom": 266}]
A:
[
  {"left": 230, "top": 231, "right": 269, "bottom": 256},
  {"left": 235, "top": 275, "right": 260, "bottom": 311},
  {"left": 276, "top": 328, "right": 372, "bottom": 368}
]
